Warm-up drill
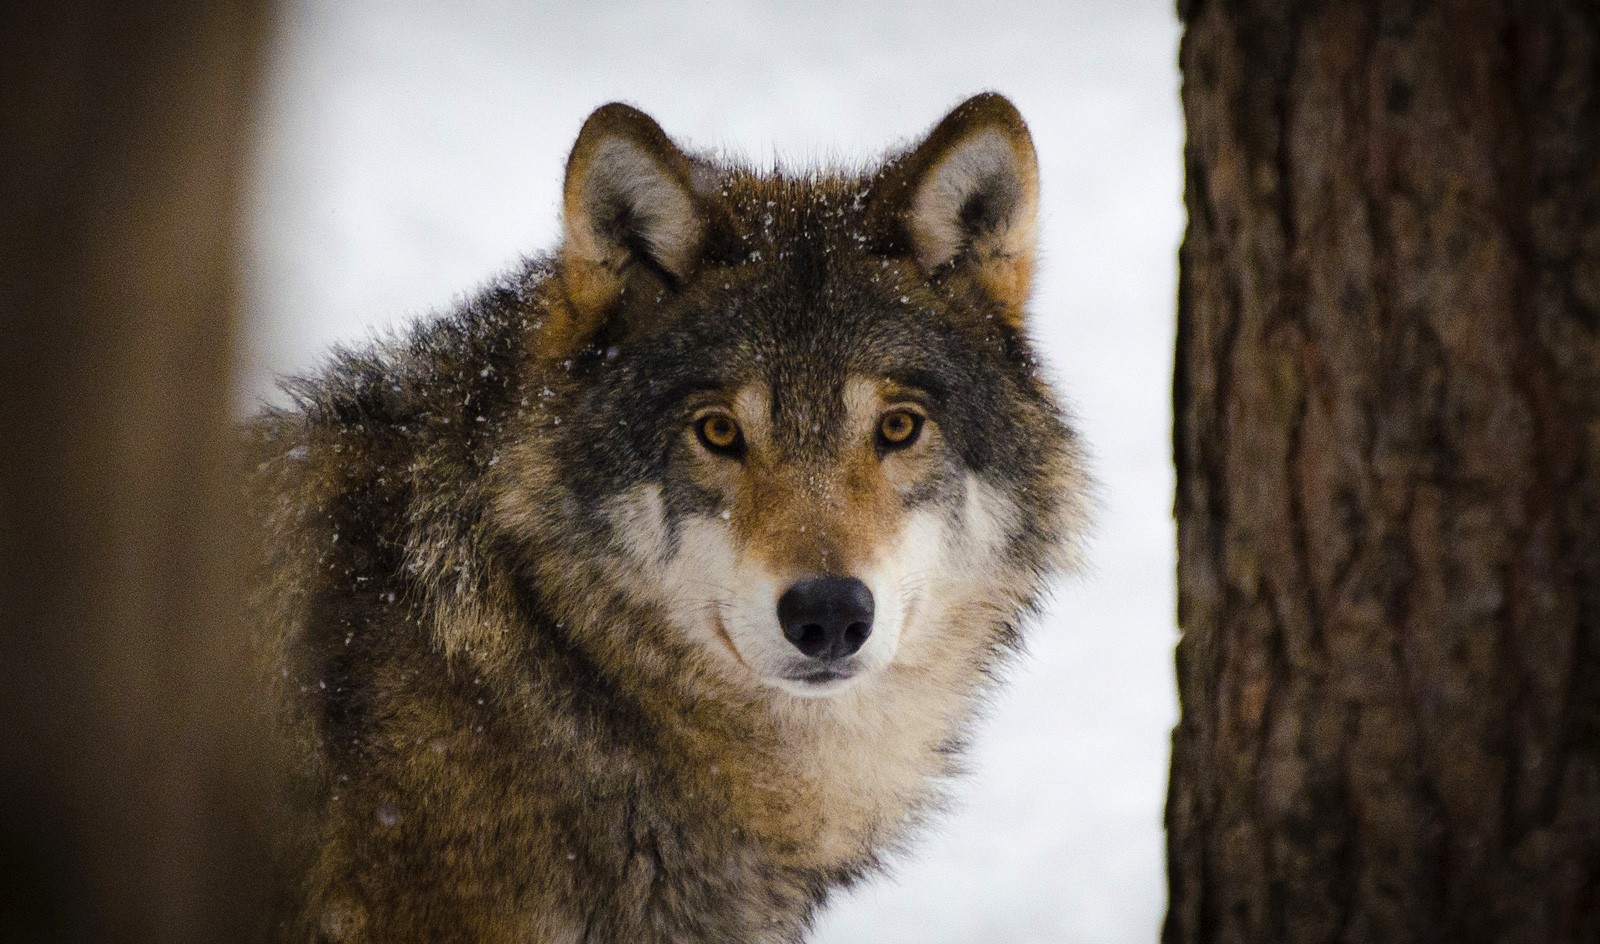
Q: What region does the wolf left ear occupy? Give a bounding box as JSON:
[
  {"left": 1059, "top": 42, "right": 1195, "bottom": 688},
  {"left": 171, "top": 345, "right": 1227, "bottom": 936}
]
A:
[
  {"left": 867, "top": 94, "right": 1040, "bottom": 326},
  {"left": 550, "top": 103, "right": 713, "bottom": 356}
]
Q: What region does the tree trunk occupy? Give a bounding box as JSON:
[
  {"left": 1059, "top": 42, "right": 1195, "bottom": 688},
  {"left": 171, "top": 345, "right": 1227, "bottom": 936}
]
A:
[
  {"left": 0, "top": 4, "right": 272, "bottom": 942},
  {"left": 1168, "top": 1, "right": 1600, "bottom": 942}
]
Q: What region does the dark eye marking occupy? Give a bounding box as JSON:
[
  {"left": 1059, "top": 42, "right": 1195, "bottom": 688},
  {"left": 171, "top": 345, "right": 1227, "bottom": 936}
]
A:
[
  {"left": 877, "top": 408, "right": 925, "bottom": 453},
  {"left": 694, "top": 412, "right": 745, "bottom": 459}
]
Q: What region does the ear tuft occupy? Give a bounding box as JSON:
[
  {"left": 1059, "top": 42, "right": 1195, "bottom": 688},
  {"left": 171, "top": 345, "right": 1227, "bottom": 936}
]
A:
[
  {"left": 558, "top": 104, "right": 707, "bottom": 326},
  {"left": 868, "top": 94, "right": 1040, "bottom": 323}
]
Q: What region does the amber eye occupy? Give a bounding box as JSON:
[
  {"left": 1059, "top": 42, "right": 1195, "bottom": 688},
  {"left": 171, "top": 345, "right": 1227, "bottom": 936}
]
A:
[
  {"left": 695, "top": 413, "right": 744, "bottom": 456},
  {"left": 878, "top": 409, "right": 923, "bottom": 450}
]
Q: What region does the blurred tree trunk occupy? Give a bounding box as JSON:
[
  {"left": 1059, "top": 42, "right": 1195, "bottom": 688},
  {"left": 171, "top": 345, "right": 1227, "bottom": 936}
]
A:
[
  {"left": 1168, "top": 1, "right": 1600, "bottom": 942},
  {"left": 0, "top": 3, "right": 273, "bottom": 942}
]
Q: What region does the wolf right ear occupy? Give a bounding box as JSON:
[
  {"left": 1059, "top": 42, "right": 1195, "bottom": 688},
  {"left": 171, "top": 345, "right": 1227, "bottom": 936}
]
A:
[
  {"left": 551, "top": 103, "right": 713, "bottom": 357},
  {"left": 866, "top": 94, "right": 1040, "bottom": 327}
]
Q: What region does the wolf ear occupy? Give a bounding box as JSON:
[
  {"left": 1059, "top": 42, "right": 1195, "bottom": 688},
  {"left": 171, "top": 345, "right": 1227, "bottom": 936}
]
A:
[
  {"left": 552, "top": 103, "right": 710, "bottom": 353},
  {"left": 867, "top": 93, "right": 1040, "bottom": 325}
]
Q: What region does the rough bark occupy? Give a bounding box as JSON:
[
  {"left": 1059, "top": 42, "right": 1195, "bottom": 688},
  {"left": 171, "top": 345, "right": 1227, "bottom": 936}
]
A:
[
  {"left": 0, "top": 4, "right": 273, "bottom": 942},
  {"left": 1169, "top": 1, "right": 1600, "bottom": 942}
]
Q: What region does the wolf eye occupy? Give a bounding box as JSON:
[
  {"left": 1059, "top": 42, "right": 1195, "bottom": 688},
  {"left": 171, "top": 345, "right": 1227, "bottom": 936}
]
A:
[
  {"left": 878, "top": 409, "right": 923, "bottom": 450},
  {"left": 695, "top": 413, "right": 744, "bottom": 456}
]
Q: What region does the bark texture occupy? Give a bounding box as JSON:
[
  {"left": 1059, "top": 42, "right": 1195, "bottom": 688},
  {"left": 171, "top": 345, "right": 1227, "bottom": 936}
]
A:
[
  {"left": 0, "top": 4, "right": 273, "bottom": 942},
  {"left": 1169, "top": 1, "right": 1600, "bottom": 942}
]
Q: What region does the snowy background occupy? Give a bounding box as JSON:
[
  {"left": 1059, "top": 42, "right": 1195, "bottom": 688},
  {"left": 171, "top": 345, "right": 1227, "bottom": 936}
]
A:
[{"left": 242, "top": 1, "right": 1183, "bottom": 941}]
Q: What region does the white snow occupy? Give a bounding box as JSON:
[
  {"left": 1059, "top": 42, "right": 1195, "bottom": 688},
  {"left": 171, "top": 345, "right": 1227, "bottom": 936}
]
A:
[{"left": 244, "top": 2, "right": 1183, "bottom": 941}]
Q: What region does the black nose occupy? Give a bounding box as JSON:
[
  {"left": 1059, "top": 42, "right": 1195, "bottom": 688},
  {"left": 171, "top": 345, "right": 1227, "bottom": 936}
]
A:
[{"left": 777, "top": 576, "right": 874, "bottom": 660}]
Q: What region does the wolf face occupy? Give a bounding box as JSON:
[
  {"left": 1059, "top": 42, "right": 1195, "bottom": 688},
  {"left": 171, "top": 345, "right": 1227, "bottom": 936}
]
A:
[
  {"left": 603, "top": 371, "right": 1020, "bottom": 699},
  {"left": 496, "top": 95, "right": 1085, "bottom": 703}
]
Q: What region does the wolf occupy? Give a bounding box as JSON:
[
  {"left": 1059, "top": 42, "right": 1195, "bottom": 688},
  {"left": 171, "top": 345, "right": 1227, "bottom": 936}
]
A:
[{"left": 249, "top": 92, "right": 1089, "bottom": 943}]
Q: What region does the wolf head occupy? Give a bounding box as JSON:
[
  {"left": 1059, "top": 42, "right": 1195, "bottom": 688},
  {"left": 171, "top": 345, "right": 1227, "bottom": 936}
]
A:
[{"left": 494, "top": 95, "right": 1086, "bottom": 702}]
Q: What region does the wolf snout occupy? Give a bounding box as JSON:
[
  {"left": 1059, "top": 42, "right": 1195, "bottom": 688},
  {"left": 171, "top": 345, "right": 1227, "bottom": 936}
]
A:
[{"left": 776, "top": 576, "right": 874, "bottom": 660}]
